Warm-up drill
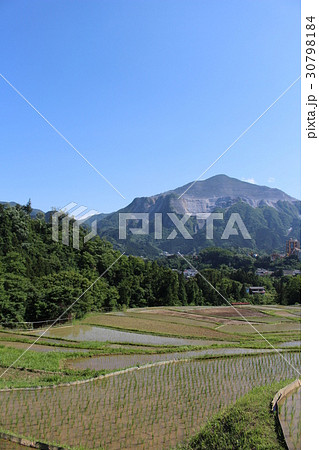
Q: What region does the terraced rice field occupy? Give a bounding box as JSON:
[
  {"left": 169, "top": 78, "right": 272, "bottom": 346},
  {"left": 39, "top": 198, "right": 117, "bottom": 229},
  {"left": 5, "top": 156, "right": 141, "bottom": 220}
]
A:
[
  {"left": 0, "top": 439, "right": 25, "bottom": 449},
  {"left": 137, "top": 307, "right": 263, "bottom": 326},
  {"left": 220, "top": 322, "right": 301, "bottom": 334},
  {"left": 0, "top": 306, "right": 301, "bottom": 448},
  {"left": 66, "top": 348, "right": 276, "bottom": 371},
  {"left": 280, "top": 341, "right": 301, "bottom": 348},
  {"left": 0, "top": 368, "right": 51, "bottom": 386},
  {"left": 4, "top": 305, "right": 300, "bottom": 347},
  {"left": 82, "top": 313, "right": 230, "bottom": 340},
  {"left": 279, "top": 386, "right": 301, "bottom": 450},
  {"left": 40, "top": 325, "right": 217, "bottom": 346},
  {"left": 0, "top": 341, "right": 90, "bottom": 353},
  {"left": 129, "top": 310, "right": 221, "bottom": 326},
  {"left": 185, "top": 306, "right": 266, "bottom": 318},
  {"left": 78, "top": 305, "right": 300, "bottom": 343},
  {"left": 0, "top": 352, "right": 300, "bottom": 449}
]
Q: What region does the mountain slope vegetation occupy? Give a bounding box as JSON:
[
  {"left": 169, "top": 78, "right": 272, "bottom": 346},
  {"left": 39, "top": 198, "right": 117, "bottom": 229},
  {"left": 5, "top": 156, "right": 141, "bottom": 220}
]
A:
[{"left": 0, "top": 203, "right": 300, "bottom": 325}]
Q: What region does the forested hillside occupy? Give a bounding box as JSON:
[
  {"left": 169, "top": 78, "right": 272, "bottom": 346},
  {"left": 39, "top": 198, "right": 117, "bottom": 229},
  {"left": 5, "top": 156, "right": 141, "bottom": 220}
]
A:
[{"left": 0, "top": 203, "right": 300, "bottom": 325}]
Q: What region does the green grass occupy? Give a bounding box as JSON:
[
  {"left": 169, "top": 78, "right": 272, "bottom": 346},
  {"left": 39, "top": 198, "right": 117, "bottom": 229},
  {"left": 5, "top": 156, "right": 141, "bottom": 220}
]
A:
[
  {"left": 193, "top": 350, "right": 300, "bottom": 366},
  {"left": 0, "top": 346, "right": 130, "bottom": 389},
  {"left": 0, "top": 345, "right": 97, "bottom": 374},
  {"left": 0, "top": 370, "right": 91, "bottom": 390},
  {"left": 178, "top": 380, "right": 290, "bottom": 450}
]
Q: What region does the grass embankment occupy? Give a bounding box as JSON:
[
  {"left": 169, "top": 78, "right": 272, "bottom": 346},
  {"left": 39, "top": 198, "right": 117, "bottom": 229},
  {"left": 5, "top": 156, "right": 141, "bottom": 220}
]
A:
[
  {"left": 0, "top": 346, "right": 92, "bottom": 372},
  {"left": 0, "top": 346, "right": 92, "bottom": 389},
  {"left": 0, "top": 346, "right": 128, "bottom": 389},
  {"left": 0, "top": 345, "right": 172, "bottom": 389},
  {"left": 0, "top": 345, "right": 300, "bottom": 390},
  {"left": 178, "top": 381, "right": 290, "bottom": 450}
]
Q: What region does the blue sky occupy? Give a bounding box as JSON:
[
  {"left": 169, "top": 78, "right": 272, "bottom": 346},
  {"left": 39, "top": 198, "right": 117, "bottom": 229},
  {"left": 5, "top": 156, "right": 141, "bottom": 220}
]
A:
[{"left": 0, "top": 0, "right": 300, "bottom": 214}]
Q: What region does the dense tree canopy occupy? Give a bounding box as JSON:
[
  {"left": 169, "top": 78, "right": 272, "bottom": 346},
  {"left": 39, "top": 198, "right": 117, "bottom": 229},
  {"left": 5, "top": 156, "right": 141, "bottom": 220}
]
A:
[{"left": 0, "top": 203, "right": 300, "bottom": 326}]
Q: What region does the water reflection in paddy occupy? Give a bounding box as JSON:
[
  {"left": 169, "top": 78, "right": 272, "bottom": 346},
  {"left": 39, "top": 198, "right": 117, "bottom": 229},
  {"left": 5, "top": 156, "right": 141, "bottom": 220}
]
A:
[
  {"left": 68, "top": 348, "right": 275, "bottom": 370},
  {"left": 40, "top": 325, "right": 215, "bottom": 346},
  {"left": 280, "top": 340, "right": 301, "bottom": 348}
]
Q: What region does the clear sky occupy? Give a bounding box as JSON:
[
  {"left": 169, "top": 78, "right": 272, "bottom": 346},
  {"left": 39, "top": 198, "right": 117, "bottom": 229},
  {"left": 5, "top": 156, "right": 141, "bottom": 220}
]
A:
[{"left": 0, "top": 0, "right": 300, "bottom": 214}]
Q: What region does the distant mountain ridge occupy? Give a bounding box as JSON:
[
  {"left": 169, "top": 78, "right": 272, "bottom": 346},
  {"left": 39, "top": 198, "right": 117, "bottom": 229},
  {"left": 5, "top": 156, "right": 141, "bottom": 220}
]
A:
[
  {"left": 2, "top": 175, "right": 300, "bottom": 257},
  {"left": 120, "top": 175, "right": 298, "bottom": 216},
  {"left": 91, "top": 175, "right": 300, "bottom": 256},
  {"left": 170, "top": 174, "right": 296, "bottom": 207}
]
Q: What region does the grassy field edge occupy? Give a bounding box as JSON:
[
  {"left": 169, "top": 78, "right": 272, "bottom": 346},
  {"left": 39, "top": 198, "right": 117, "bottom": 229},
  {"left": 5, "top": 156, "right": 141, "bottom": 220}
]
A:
[{"left": 177, "top": 380, "right": 291, "bottom": 450}]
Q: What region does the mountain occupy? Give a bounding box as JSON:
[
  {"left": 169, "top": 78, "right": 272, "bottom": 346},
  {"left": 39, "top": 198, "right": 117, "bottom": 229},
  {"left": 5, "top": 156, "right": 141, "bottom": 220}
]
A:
[
  {"left": 2, "top": 175, "right": 300, "bottom": 257},
  {"left": 168, "top": 174, "right": 296, "bottom": 210},
  {"left": 0, "top": 201, "right": 49, "bottom": 220},
  {"left": 91, "top": 175, "right": 301, "bottom": 256},
  {"left": 110, "top": 174, "right": 297, "bottom": 215}
]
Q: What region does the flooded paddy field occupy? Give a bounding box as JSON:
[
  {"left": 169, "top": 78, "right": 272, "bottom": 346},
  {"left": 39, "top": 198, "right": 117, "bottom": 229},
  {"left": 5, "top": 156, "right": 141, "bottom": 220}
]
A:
[
  {"left": 82, "top": 313, "right": 232, "bottom": 340},
  {"left": 220, "top": 321, "right": 301, "bottom": 334},
  {"left": 279, "top": 386, "right": 301, "bottom": 450},
  {"left": 0, "top": 306, "right": 301, "bottom": 448},
  {"left": 280, "top": 340, "right": 301, "bottom": 348},
  {"left": 1, "top": 305, "right": 300, "bottom": 351},
  {"left": 106, "top": 305, "right": 299, "bottom": 330},
  {"left": 0, "top": 352, "right": 300, "bottom": 449},
  {"left": 66, "top": 347, "right": 277, "bottom": 371},
  {"left": 129, "top": 307, "right": 266, "bottom": 326},
  {"left": 38, "top": 324, "right": 216, "bottom": 346}
]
